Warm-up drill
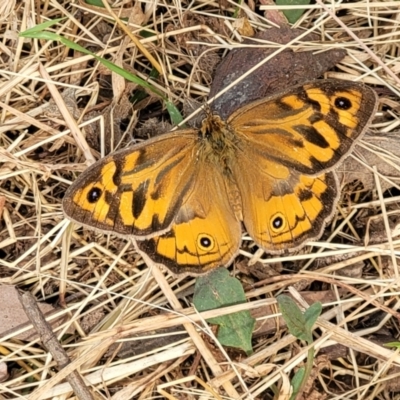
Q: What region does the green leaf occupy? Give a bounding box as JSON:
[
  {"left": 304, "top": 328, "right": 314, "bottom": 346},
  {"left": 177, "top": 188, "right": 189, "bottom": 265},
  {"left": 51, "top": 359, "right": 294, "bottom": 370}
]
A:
[
  {"left": 84, "top": 0, "right": 106, "bottom": 6},
  {"left": 139, "top": 30, "right": 156, "bottom": 38},
  {"left": 19, "top": 26, "right": 183, "bottom": 123},
  {"left": 278, "top": 297, "right": 321, "bottom": 399},
  {"left": 232, "top": 0, "right": 243, "bottom": 18},
  {"left": 304, "top": 302, "right": 322, "bottom": 333},
  {"left": 20, "top": 31, "right": 164, "bottom": 97},
  {"left": 194, "top": 268, "right": 255, "bottom": 354},
  {"left": 130, "top": 68, "right": 159, "bottom": 104},
  {"left": 166, "top": 101, "right": 184, "bottom": 126},
  {"left": 19, "top": 18, "right": 67, "bottom": 36},
  {"left": 277, "top": 295, "right": 312, "bottom": 343},
  {"left": 275, "top": 0, "right": 311, "bottom": 24},
  {"left": 384, "top": 341, "right": 400, "bottom": 348},
  {"left": 290, "top": 367, "right": 305, "bottom": 400}
]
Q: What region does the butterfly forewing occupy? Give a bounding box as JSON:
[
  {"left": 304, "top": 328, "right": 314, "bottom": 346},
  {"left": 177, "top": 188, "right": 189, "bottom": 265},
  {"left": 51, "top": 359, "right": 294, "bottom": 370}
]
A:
[
  {"left": 228, "top": 80, "right": 378, "bottom": 175},
  {"left": 63, "top": 133, "right": 199, "bottom": 237}
]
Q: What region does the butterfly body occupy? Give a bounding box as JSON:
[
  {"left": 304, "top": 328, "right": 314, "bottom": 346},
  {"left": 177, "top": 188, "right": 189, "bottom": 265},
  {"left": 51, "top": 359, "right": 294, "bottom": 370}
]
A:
[{"left": 63, "top": 80, "right": 378, "bottom": 275}]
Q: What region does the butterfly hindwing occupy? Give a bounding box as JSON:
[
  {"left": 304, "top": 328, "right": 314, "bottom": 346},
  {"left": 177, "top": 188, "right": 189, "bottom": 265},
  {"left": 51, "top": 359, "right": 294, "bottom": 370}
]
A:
[
  {"left": 137, "top": 163, "right": 242, "bottom": 274},
  {"left": 232, "top": 149, "right": 338, "bottom": 252}
]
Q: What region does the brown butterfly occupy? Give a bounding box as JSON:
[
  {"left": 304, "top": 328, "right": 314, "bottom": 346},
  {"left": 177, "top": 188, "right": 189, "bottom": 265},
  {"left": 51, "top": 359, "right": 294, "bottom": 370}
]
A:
[{"left": 63, "top": 80, "right": 378, "bottom": 275}]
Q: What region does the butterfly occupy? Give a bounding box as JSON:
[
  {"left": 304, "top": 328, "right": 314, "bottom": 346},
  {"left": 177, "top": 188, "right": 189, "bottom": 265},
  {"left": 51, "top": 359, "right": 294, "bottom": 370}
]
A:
[{"left": 63, "top": 80, "right": 378, "bottom": 275}]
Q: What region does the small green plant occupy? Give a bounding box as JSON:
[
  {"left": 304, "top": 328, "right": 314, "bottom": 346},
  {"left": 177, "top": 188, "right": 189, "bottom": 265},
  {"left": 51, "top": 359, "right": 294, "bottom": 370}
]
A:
[
  {"left": 277, "top": 295, "right": 322, "bottom": 399},
  {"left": 276, "top": 0, "right": 311, "bottom": 24},
  {"left": 384, "top": 341, "right": 400, "bottom": 349},
  {"left": 194, "top": 268, "right": 255, "bottom": 355},
  {"left": 19, "top": 19, "right": 183, "bottom": 125}
]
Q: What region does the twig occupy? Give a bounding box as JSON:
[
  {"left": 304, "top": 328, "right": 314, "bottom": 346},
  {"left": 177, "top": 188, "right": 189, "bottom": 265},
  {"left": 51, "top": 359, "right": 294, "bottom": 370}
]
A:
[{"left": 18, "top": 291, "right": 94, "bottom": 400}]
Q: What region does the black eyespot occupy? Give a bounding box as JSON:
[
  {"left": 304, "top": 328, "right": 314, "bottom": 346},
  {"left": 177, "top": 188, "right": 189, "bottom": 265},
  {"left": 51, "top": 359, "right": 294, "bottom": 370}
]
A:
[
  {"left": 270, "top": 213, "right": 286, "bottom": 232},
  {"left": 197, "top": 234, "right": 214, "bottom": 250},
  {"left": 200, "top": 236, "right": 211, "bottom": 248},
  {"left": 87, "top": 187, "right": 102, "bottom": 203},
  {"left": 335, "top": 96, "right": 352, "bottom": 110},
  {"left": 273, "top": 216, "right": 283, "bottom": 229}
]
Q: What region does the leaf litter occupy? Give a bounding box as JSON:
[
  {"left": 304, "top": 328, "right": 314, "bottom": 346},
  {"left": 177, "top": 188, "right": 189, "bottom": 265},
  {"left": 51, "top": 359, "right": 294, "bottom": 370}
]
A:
[{"left": 1, "top": 1, "right": 400, "bottom": 399}]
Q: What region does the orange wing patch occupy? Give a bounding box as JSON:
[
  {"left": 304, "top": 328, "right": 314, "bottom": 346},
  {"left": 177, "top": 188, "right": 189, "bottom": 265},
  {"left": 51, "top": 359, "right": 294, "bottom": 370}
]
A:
[{"left": 138, "top": 166, "right": 241, "bottom": 274}]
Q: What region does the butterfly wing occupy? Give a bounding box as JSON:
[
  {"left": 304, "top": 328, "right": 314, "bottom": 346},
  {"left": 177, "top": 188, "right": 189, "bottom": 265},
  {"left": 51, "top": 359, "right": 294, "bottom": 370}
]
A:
[
  {"left": 64, "top": 80, "right": 378, "bottom": 268},
  {"left": 63, "top": 132, "right": 241, "bottom": 273},
  {"left": 63, "top": 132, "right": 200, "bottom": 237},
  {"left": 232, "top": 147, "right": 338, "bottom": 252},
  {"left": 137, "top": 162, "right": 241, "bottom": 275},
  {"left": 228, "top": 80, "right": 378, "bottom": 175},
  {"left": 229, "top": 80, "right": 377, "bottom": 252}
]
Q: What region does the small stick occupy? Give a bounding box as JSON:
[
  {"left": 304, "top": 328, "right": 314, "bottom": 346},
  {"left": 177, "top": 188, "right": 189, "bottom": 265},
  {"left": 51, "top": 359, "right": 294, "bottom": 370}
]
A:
[{"left": 18, "top": 292, "right": 94, "bottom": 400}]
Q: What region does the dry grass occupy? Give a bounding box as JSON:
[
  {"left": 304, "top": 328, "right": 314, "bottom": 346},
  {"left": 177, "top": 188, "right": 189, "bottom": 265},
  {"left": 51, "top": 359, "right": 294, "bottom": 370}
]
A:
[{"left": 1, "top": 0, "right": 400, "bottom": 399}]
